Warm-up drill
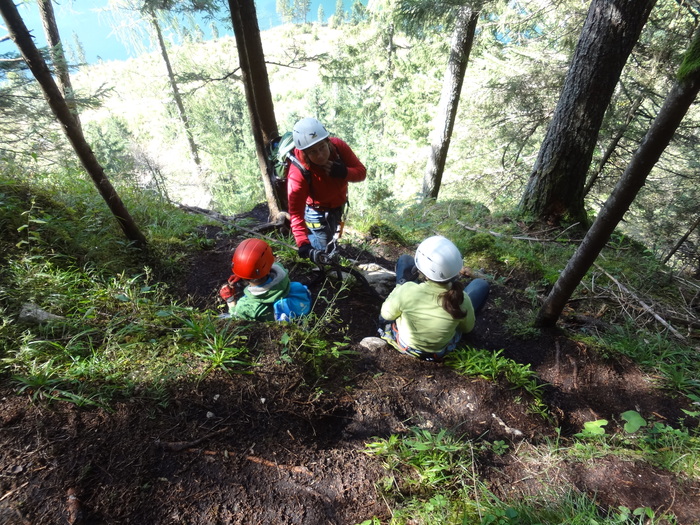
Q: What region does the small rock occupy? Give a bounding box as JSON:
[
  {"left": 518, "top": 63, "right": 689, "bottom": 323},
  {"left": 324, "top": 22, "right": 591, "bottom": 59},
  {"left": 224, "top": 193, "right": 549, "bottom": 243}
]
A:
[
  {"left": 357, "top": 263, "right": 396, "bottom": 297},
  {"left": 359, "top": 337, "right": 388, "bottom": 351},
  {"left": 18, "top": 303, "right": 65, "bottom": 324}
]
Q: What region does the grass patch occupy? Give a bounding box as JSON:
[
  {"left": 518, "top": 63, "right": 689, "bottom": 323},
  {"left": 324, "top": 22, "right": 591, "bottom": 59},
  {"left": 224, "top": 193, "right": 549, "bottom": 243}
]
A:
[
  {"left": 445, "top": 347, "right": 548, "bottom": 419},
  {"left": 363, "top": 425, "right": 689, "bottom": 524}
]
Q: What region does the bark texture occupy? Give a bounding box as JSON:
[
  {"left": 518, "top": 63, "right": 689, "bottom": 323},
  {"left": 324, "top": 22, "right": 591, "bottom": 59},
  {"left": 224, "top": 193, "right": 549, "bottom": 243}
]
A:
[
  {"left": 520, "top": 0, "right": 656, "bottom": 223},
  {"left": 38, "top": 0, "right": 79, "bottom": 124},
  {"left": 228, "top": 0, "right": 286, "bottom": 218},
  {"left": 422, "top": 5, "right": 479, "bottom": 200}
]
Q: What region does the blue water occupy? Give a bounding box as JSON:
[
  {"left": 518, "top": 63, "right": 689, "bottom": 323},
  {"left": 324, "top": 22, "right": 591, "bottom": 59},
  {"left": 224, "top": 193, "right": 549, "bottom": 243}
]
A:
[{"left": 9, "top": 0, "right": 361, "bottom": 64}]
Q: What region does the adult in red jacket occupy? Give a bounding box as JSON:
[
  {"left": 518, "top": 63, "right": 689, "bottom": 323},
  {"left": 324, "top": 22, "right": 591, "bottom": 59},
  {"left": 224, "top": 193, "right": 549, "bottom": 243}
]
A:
[{"left": 287, "top": 117, "right": 367, "bottom": 261}]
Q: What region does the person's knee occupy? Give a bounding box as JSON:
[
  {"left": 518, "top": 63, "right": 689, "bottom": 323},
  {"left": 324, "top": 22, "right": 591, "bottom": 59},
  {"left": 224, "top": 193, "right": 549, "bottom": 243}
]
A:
[
  {"left": 396, "top": 254, "right": 418, "bottom": 285},
  {"left": 467, "top": 278, "right": 490, "bottom": 313}
]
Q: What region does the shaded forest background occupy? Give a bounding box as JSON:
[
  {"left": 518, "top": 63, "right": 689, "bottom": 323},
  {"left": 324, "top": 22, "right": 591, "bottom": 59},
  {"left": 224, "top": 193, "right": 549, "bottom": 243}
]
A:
[{"left": 2, "top": 0, "right": 699, "bottom": 278}]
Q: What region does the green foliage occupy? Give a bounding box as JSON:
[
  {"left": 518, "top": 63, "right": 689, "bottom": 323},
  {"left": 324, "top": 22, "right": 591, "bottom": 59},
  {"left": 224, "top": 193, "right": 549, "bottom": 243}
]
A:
[
  {"left": 179, "top": 315, "right": 253, "bottom": 378},
  {"left": 275, "top": 279, "right": 355, "bottom": 379},
  {"left": 620, "top": 410, "right": 647, "bottom": 434},
  {"left": 575, "top": 419, "right": 609, "bottom": 439},
  {"left": 365, "top": 427, "right": 476, "bottom": 496},
  {"left": 502, "top": 309, "right": 540, "bottom": 340},
  {"left": 571, "top": 409, "right": 700, "bottom": 476},
  {"left": 366, "top": 222, "right": 410, "bottom": 245},
  {"left": 2, "top": 8, "right": 700, "bottom": 523},
  {"left": 83, "top": 116, "right": 138, "bottom": 181},
  {"left": 364, "top": 424, "right": 686, "bottom": 525},
  {"left": 0, "top": 264, "right": 197, "bottom": 407},
  {"left": 677, "top": 28, "right": 700, "bottom": 81},
  {"left": 445, "top": 347, "right": 547, "bottom": 418},
  {"left": 0, "top": 171, "right": 223, "bottom": 407},
  {"left": 584, "top": 325, "right": 700, "bottom": 399},
  {"left": 463, "top": 233, "right": 496, "bottom": 253}
]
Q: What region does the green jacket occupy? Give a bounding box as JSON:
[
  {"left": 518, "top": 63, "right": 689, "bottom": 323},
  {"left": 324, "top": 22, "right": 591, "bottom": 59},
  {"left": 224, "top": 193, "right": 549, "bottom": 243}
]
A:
[
  {"left": 230, "top": 263, "right": 290, "bottom": 321},
  {"left": 380, "top": 280, "right": 475, "bottom": 353}
]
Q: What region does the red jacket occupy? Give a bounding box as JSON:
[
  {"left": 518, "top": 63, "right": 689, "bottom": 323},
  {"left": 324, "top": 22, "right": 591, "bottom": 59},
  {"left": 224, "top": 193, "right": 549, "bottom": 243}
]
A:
[{"left": 287, "top": 137, "right": 366, "bottom": 247}]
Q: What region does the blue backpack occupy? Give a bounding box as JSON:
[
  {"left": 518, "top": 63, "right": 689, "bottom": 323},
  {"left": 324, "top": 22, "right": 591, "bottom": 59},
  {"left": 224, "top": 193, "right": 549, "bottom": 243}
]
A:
[{"left": 273, "top": 281, "right": 312, "bottom": 322}]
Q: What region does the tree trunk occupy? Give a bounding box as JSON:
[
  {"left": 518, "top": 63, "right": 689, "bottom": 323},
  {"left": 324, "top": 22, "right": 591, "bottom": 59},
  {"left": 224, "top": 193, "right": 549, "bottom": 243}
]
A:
[
  {"left": 663, "top": 214, "right": 700, "bottom": 264},
  {"left": 38, "top": 0, "right": 80, "bottom": 125},
  {"left": 536, "top": 38, "right": 700, "bottom": 327},
  {"left": 0, "top": 1, "right": 147, "bottom": 248},
  {"left": 148, "top": 7, "right": 201, "bottom": 169},
  {"left": 583, "top": 94, "right": 644, "bottom": 197},
  {"left": 228, "top": 0, "right": 286, "bottom": 219},
  {"left": 520, "top": 0, "right": 656, "bottom": 224},
  {"left": 422, "top": 5, "right": 479, "bottom": 200}
]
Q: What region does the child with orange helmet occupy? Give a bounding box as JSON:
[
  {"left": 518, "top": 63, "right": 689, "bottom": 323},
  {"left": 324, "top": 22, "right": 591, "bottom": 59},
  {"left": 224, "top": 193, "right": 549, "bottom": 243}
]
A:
[{"left": 219, "top": 238, "right": 293, "bottom": 321}]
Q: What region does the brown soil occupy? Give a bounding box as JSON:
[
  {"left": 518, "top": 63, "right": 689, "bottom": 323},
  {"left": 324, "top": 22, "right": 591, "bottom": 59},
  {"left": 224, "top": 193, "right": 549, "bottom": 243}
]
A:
[{"left": 1, "top": 208, "right": 699, "bottom": 525}]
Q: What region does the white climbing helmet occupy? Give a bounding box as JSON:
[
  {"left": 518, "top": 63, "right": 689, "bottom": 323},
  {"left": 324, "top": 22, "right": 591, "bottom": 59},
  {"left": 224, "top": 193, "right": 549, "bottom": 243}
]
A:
[
  {"left": 292, "top": 117, "right": 329, "bottom": 150},
  {"left": 414, "top": 235, "right": 463, "bottom": 283}
]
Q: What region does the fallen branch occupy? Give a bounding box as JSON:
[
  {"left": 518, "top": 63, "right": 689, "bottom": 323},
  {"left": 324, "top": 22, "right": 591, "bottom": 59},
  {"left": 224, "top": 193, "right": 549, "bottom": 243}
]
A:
[
  {"left": 594, "top": 263, "right": 685, "bottom": 340},
  {"left": 178, "top": 204, "right": 297, "bottom": 250},
  {"left": 0, "top": 481, "right": 29, "bottom": 502},
  {"left": 246, "top": 455, "right": 312, "bottom": 476},
  {"left": 156, "top": 427, "right": 228, "bottom": 452},
  {"left": 456, "top": 220, "right": 582, "bottom": 243},
  {"left": 66, "top": 488, "right": 83, "bottom": 525},
  {"left": 178, "top": 204, "right": 288, "bottom": 234}
]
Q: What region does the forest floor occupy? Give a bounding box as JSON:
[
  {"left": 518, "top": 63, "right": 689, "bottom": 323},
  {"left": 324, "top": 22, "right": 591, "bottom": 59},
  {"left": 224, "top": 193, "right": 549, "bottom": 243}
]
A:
[{"left": 1, "top": 206, "right": 699, "bottom": 525}]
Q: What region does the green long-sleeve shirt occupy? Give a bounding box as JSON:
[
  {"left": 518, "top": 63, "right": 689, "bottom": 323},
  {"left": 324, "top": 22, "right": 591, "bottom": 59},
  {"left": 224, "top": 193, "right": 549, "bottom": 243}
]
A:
[
  {"left": 230, "top": 263, "right": 290, "bottom": 321},
  {"left": 380, "top": 280, "right": 475, "bottom": 353}
]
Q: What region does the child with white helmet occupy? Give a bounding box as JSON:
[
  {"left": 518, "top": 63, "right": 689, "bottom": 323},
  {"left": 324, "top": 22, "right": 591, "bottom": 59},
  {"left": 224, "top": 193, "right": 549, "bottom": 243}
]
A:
[
  {"left": 287, "top": 117, "right": 367, "bottom": 262},
  {"left": 379, "top": 236, "right": 490, "bottom": 361}
]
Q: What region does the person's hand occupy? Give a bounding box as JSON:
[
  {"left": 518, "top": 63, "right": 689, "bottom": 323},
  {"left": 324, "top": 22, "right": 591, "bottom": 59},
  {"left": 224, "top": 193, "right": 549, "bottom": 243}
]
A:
[
  {"left": 298, "top": 243, "right": 314, "bottom": 259},
  {"left": 219, "top": 283, "right": 236, "bottom": 304},
  {"left": 299, "top": 243, "right": 331, "bottom": 265},
  {"left": 220, "top": 276, "right": 244, "bottom": 303},
  {"left": 329, "top": 159, "right": 347, "bottom": 179}
]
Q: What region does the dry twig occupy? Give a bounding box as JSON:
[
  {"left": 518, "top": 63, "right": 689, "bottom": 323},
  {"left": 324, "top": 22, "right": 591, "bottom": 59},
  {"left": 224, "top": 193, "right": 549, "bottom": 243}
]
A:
[
  {"left": 594, "top": 263, "right": 685, "bottom": 340},
  {"left": 156, "top": 427, "right": 228, "bottom": 452},
  {"left": 246, "top": 455, "right": 313, "bottom": 476},
  {"left": 66, "top": 488, "right": 83, "bottom": 525}
]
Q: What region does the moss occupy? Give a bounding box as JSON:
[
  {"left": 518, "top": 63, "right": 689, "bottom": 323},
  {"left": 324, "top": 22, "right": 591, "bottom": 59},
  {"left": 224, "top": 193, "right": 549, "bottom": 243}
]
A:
[
  {"left": 369, "top": 222, "right": 409, "bottom": 245},
  {"left": 463, "top": 233, "right": 496, "bottom": 253},
  {"left": 677, "top": 30, "right": 700, "bottom": 82}
]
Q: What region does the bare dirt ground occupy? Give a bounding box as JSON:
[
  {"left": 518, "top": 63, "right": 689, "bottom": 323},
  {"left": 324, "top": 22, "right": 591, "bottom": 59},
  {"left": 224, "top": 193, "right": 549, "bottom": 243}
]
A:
[{"left": 1, "top": 209, "right": 699, "bottom": 524}]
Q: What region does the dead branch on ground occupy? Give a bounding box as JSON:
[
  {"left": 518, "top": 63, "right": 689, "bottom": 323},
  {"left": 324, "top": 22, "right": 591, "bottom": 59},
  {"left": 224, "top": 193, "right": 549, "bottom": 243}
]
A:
[
  {"left": 246, "top": 455, "right": 312, "bottom": 476},
  {"left": 594, "top": 263, "right": 686, "bottom": 340},
  {"left": 156, "top": 427, "right": 228, "bottom": 452}
]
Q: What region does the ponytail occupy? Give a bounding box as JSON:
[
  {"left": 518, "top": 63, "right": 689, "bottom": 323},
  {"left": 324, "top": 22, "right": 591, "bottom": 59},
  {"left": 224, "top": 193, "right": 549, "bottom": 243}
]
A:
[{"left": 439, "top": 280, "right": 467, "bottom": 319}]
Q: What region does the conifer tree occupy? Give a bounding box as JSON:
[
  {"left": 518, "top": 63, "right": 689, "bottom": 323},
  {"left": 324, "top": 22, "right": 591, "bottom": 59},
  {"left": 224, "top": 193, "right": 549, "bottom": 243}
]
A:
[
  {"left": 520, "top": 0, "right": 656, "bottom": 224},
  {"left": 536, "top": 27, "right": 700, "bottom": 327},
  {"left": 0, "top": 0, "right": 147, "bottom": 247}
]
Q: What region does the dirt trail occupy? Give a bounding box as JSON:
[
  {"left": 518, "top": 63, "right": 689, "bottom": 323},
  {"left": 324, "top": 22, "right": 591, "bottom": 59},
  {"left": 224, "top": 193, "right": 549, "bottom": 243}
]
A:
[{"left": 1, "top": 220, "right": 699, "bottom": 524}]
